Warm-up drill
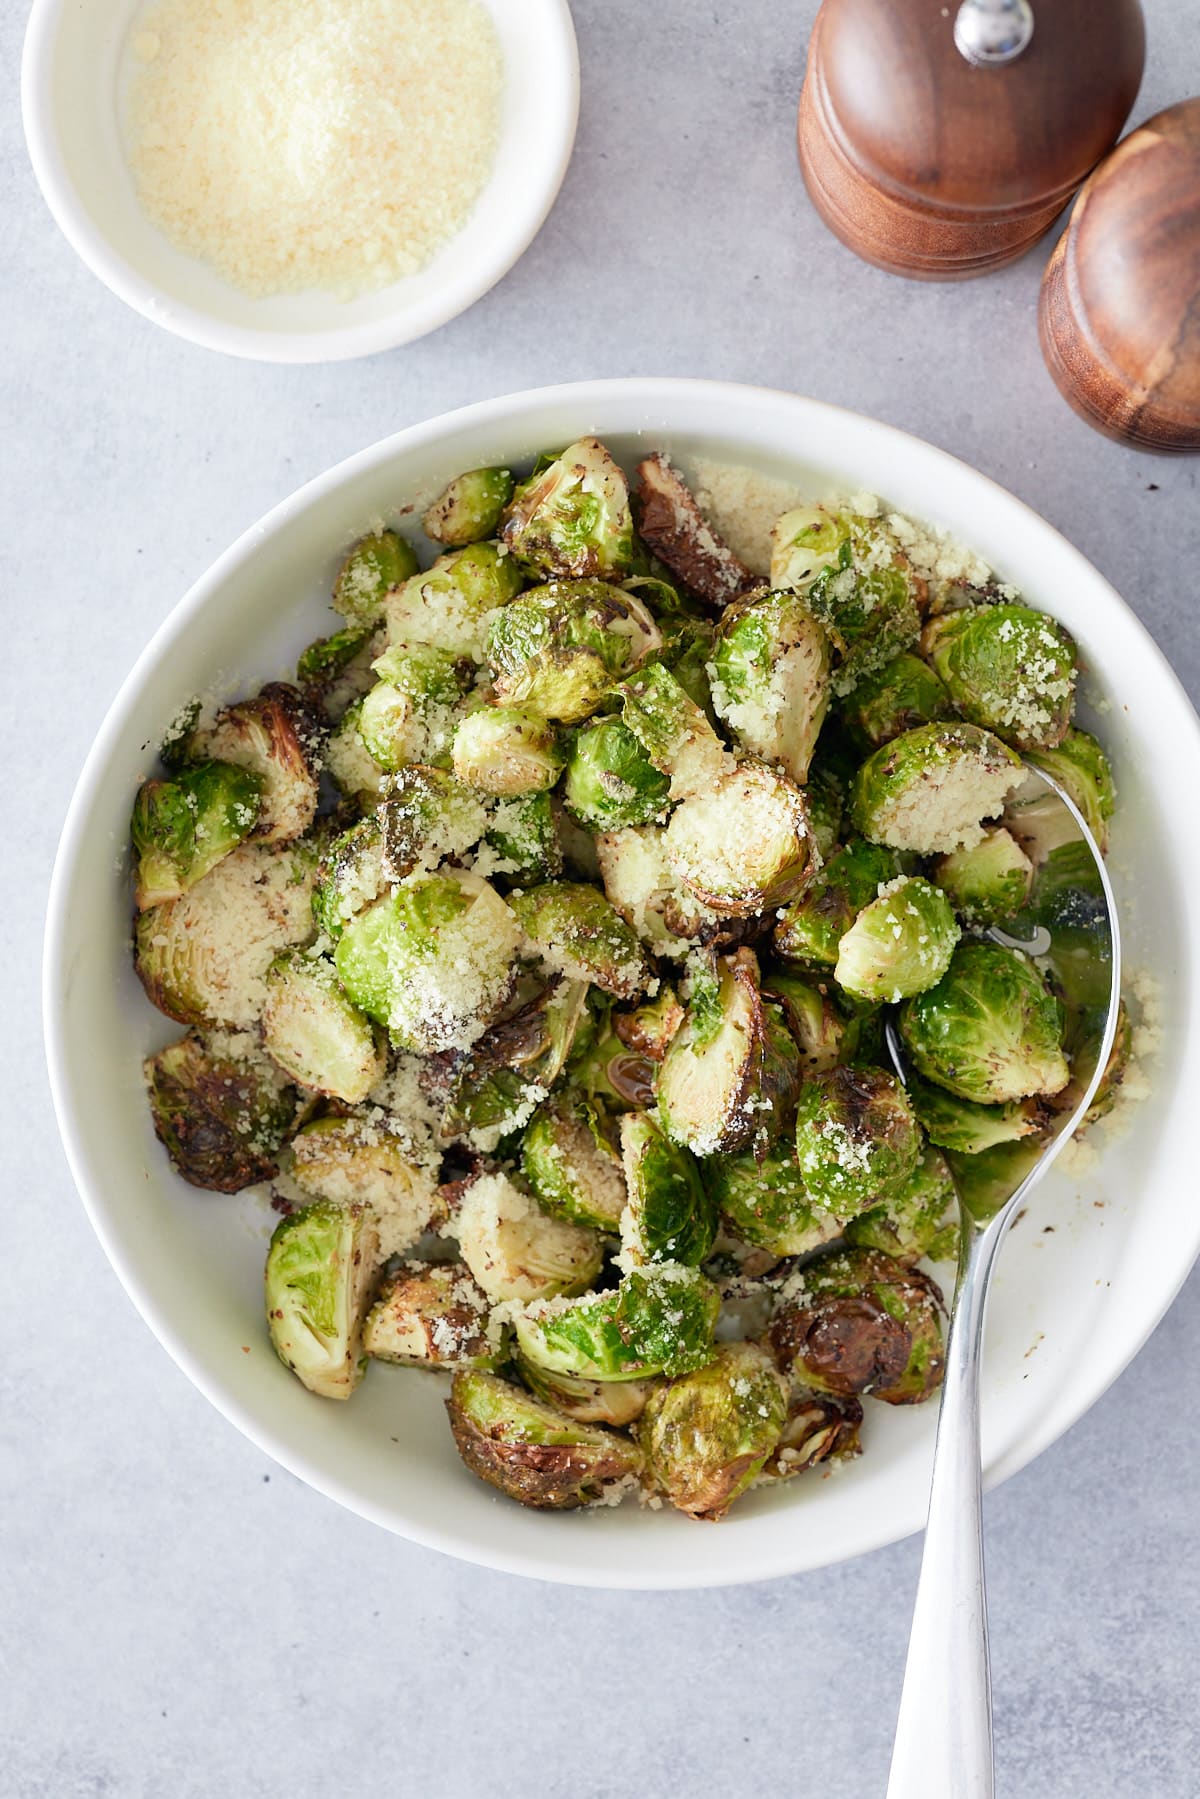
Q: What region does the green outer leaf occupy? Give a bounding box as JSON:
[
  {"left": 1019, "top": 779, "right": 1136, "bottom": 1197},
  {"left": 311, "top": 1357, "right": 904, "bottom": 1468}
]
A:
[{"left": 513, "top": 1265, "right": 720, "bottom": 1382}]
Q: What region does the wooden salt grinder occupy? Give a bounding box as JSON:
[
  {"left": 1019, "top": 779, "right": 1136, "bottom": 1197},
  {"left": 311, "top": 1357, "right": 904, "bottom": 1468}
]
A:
[
  {"left": 1039, "top": 99, "right": 1200, "bottom": 453},
  {"left": 798, "top": 0, "right": 1146, "bottom": 280}
]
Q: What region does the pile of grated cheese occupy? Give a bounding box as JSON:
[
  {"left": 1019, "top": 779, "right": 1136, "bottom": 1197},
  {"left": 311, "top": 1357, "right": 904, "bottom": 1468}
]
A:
[{"left": 124, "top": 0, "right": 503, "bottom": 299}]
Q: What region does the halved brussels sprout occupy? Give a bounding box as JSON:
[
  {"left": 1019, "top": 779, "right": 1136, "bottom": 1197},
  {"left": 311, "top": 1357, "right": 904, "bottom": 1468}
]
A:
[
  {"left": 289, "top": 1114, "right": 441, "bottom": 1256},
  {"left": 441, "top": 975, "right": 588, "bottom": 1149},
  {"left": 386, "top": 542, "right": 524, "bottom": 661},
  {"left": 265, "top": 1200, "right": 379, "bottom": 1400},
  {"left": 451, "top": 705, "right": 565, "bottom": 795},
  {"left": 312, "top": 815, "right": 387, "bottom": 943},
  {"left": 501, "top": 438, "right": 635, "bottom": 581},
  {"left": 619, "top": 1112, "right": 718, "bottom": 1267},
  {"left": 379, "top": 764, "right": 489, "bottom": 880},
  {"left": 773, "top": 509, "right": 924, "bottom": 695},
  {"left": 664, "top": 763, "right": 814, "bottom": 916},
  {"left": 321, "top": 701, "right": 384, "bottom": 803},
  {"left": 487, "top": 579, "right": 662, "bottom": 723},
  {"left": 634, "top": 453, "right": 757, "bottom": 608},
  {"left": 834, "top": 875, "right": 961, "bottom": 1002},
  {"left": 563, "top": 717, "right": 671, "bottom": 831},
  {"left": 851, "top": 723, "right": 1025, "bottom": 855},
  {"left": 924, "top": 603, "right": 1076, "bottom": 751},
  {"left": 509, "top": 881, "right": 649, "bottom": 1000},
  {"left": 899, "top": 942, "right": 1069, "bottom": 1104},
  {"left": 594, "top": 825, "right": 712, "bottom": 957},
  {"left": 637, "top": 1341, "right": 788, "bottom": 1520},
  {"left": 768, "top": 1248, "right": 945, "bottom": 1404},
  {"left": 707, "top": 1138, "right": 842, "bottom": 1258},
  {"left": 513, "top": 1262, "right": 720, "bottom": 1382},
  {"left": 758, "top": 1389, "right": 863, "bottom": 1481},
  {"left": 773, "top": 838, "right": 900, "bottom": 968},
  {"left": 334, "top": 529, "right": 419, "bottom": 628},
  {"left": 905, "top": 1071, "right": 1049, "bottom": 1156},
  {"left": 616, "top": 663, "right": 730, "bottom": 799},
  {"left": 1024, "top": 728, "right": 1116, "bottom": 853},
  {"left": 759, "top": 971, "right": 870, "bottom": 1074},
  {"left": 521, "top": 1091, "right": 627, "bottom": 1231},
  {"left": 334, "top": 871, "right": 519, "bottom": 1054},
  {"left": 423, "top": 468, "right": 514, "bottom": 547},
  {"left": 453, "top": 1171, "right": 604, "bottom": 1303},
  {"left": 844, "top": 650, "right": 950, "bottom": 747},
  {"left": 657, "top": 951, "right": 800, "bottom": 1158},
  {"left": 844, "top": 1144, "right": 959, "bottom": 1266},
  {"left": 363, "top": 1261, "right": 500, "bottom": 1368},
  {"left": 355, "top": 684, "right": 425, "bottom": 776},
  {"left": 446, "top": 1369, "right": 642, "bottom": 1510},
  {"left": 261, "top": 951, "right": 385, "bottom": 1103},
  {"left": 794, "top": 1066, "right": 921, "bottom": 1216},
  {"left": 131, "top": 760, "right": 262, "bottom": 909},
  {"left": 296, "top": 624, "right": 379, "bottom": 722},
  {"left": 516, "top": 1360, "right": 658, "bottom": 1427},
  {"left": 145, "top": 1030, "right": 294, "bottom": 1191},
  {"left": 931, "top": 826, "right": 1034, "bottom": 926},
  {"left": 708, "top": 589, "right": 831, "bottom": 784},
  {"left": 612, "top": 985, "right": 686, "bottom": 1060},
  {"left": 769, "top": 503, "right": 852, "bottom": 592},
  {"left": 135, "top": 841, "right": 317, "bottom": 1028},
  {"left": 191, "top": 684, "right": 321, "bottom": 844},
  {"left": 566, "top": 998, "right": 659, "bottom": 1114},
  {"left": 482, "top": 791, "right": 563, "bottom": 883}
]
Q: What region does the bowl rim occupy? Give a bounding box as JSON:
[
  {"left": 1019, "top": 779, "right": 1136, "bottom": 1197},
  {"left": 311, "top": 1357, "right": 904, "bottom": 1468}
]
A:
[
  {"left": 43, "top": 377, "right": 1200, "bottom": 1587},
  {"left": 20, "top": 0, "right": 580, "bottom": 364}
]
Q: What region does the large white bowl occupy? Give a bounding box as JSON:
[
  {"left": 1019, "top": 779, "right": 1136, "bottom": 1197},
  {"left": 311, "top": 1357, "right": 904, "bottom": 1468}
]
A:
[
  {"left": 43, "top": 379, "right": 1200, "bottom": 1588},
  {"left": 21, "top": 0, "right": 578, "bottom": 363}
]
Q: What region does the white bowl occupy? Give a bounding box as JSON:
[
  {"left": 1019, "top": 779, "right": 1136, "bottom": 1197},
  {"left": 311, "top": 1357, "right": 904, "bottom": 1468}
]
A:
[
  {"left": 43, "top": 379, "right": 1200, "bottom": 1588},
  {"left": 21, "top": 0, "right": 578, "bottom": 363}
]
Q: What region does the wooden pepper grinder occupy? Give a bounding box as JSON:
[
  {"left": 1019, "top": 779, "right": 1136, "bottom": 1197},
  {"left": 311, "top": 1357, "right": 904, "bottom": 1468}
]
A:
[
  {"left": 1039, "top": 99, "right": 1200, "bottom": 452},
  {"left": 798, "top": 0, "right": 1146, "bottom": 279}
]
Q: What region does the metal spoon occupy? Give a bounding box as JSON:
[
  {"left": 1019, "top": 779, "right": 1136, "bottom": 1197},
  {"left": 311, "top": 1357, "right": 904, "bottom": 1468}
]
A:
[{"left": 885, "top": 762, "right": 1122, "bottom": 1799}]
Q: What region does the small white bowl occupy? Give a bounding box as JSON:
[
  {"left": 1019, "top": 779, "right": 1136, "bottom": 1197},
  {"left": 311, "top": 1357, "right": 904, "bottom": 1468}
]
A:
[
  {"left": 43, "top": 380, "right": 1200, "bottom": 1588},
  {"left": 21, "top": 0, "right": 579, "bottom": 363}
]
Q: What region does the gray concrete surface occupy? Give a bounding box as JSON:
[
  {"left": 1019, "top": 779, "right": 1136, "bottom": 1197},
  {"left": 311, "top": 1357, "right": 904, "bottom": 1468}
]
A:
[{"left": 4, "top": 2, "right": 1199, "bottom": 1794}]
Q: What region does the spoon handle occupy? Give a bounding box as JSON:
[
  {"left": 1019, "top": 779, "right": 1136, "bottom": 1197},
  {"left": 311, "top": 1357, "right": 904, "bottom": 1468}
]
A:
[{"left": 886, "top": 1223, "right": 1003, "bottom": 1799}]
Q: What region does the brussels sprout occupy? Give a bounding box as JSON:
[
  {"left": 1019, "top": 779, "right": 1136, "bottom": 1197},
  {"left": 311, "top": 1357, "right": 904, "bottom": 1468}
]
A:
[
  {"left": 509, "top": 881, "right": 649, "bottom": 1000},
  {"left": 931, "top": 826, "right": 1034, "bottom": 926},
  {"left": 513, "top": 1263, "right": 720, "bottom": 1382},
  {"left": 135, "top": 841, "right": 317, "bottom": 1028},
  {"left": 566, "top": 997, "right": 659, "bottom": 1113},
  {"left": 758, "top": 1389, "right": 863, "bottom": 1481},
  {"left": 634, "top": 453, "right": 758, "bottom": 608},
  {"left": 616, "top": 662, "right": 731, "bottom": 799},
  {"left": 905, "top": 1072, "right": 1049, "bottom": 1156},
  {"left": 501, "top": 437, "right": 635, "bottom": 581},
  {"left": 611, "top": 986, "right": 686, "bottom": 1060},
  {"left": 637, "top": 1341, "right": 788, "bottom": 1520},
  {"left": 844, "top": 651, "right": 951, "bottom": 748},
  {"left": 759, "top": 972, "right": 859, "bottom": 1075},
  {"left": 323, "top": 700, "right": 389, "bottom": 803},
  {"left": 708, "top": 589, "right": 832, "bottom": 784},
  {"left": 446, "top": 1369, "right": 642, "bottom": 1510},
  {"left": 483, "top": 791, "right": 563, "bottom": 883},
  {"left": 311, "top": 817, "right": 385, "bottom": 942},
  {"left": 357, "top": 675, "right": 447, "bottom": 775},
  {"left": 441, "top": 976, "right": 589, "bottom": 1150},
  {"left": 289, "top": 1114, "right": 441, "bottom": 1253},
  {"left": 773, "top": 838, "right": 900, "bottom": 968},
  {"left": 794, "top": 1066, "right": 922, "bottom": 1216},
  {"left": 594, "top": 825, "right": 711, "bottom": 957},
  {"left": 386, "top": 542, "right": 525, "bottom": 661},
  {"left": 664, "top": 763, "right": 815, "bottom": 916},
  {"left": 899, "top": 942, "right": 1069, "bottom": 1104},
  {"left": 144, "top": 1030, "right": 295, "bottom": 1191},
  {"left": 159, "top": 699, "right": 202, "bottom": 772},
  {"left": 768, "top": 1249, "right": 946, "bottom": 1404},
  {"left": 834, "top": 875, "right": 961, "bottom": 1002},
  {"left": 451, "top": 705, "right": 565, "bottom": 795},
  {"left": 563, "top": 717, "right": 671, "bottom": 830},
  {"left": 131, "top": 760, "right": 262, "bottom": 909},
  {"left": 516, "top": 1360, "right": 658, "bottom": 1427},
  {"left": 1024, "top": 728, "right": 1116, "bottom": 853},
  {"left": 656, "top": 614, "right": 719, "bottom": 719},
  {"left": 657, "top": 950, "right": 800, "bottom": 1157},
  {"left": 487, "top": 580, "right": 662, "bottom": 723},
  {"left": 521, "top": 1091, "right": 627, "bottom": 1231},
  {"left": 850, "top": 722, "right": 1024, "bottom": 855},
  {"left": 804, "top": 758, "right": 847, "bottom": 861},
  {"left": 378, "top": 764, "right": 489, "bottom": 880},
  {"left": 265, "top": 1200, "right": 379, "bottom": 1400},
  {"left": 844, "top": 1144, "right": 959, "bottom": 1265},
  {"left": 296, "top": 623, "right": 376, "bottom": 711},
  {"left": 707, "top": 1138, "right": 842, "bottom": 1258},
  {"left": 774, "top": 511, "right": 924, "bottom": 695},
  {"left": 769, "top": 504, "right": 853, "bottom": 592},
  {"left": 261, "top": 951, "right": 385, "bottom": 1103},
  {"left": 423, "top": 467, "right": 514, "bottom": 547},
  {"left": 363, "top": 1261, "right": 500, "bottom": 1368},
  {"left": 453, "top": 1171, "right": 604, "bottom": 1304},
  {"left": 334, "top": 529, "right": 419, "bottom": 627},
  {"left": 334, "top": 871, "right": 519, "bottom": 1054},
  {"left": 619, "top": 1112, "right": 719, "bottom": 1268},
  {"left": 191, "top": 684, "right": 321, "bottom": 844},
  {"left": 924, "top": 603, "right": 1076, "bottom": 751}
]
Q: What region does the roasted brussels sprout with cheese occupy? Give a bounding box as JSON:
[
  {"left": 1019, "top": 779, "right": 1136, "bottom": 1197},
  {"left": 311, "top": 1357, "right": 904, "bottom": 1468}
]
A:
[
  {"left": 637, "top": 1342, "right": 788, "bottom": 1520},
  {"left": 513, "top": 1263, "right": 720, "bottom": 1383},
  {"left": 424, "top": 468, "right": 514, "bottom": 547},
  {"left": 454, "top": 1171, "right": 604, "bottom": 1304},
  {"left": 145, "top": 1030, "right": 295, "bottom": 1191},
  {"left": 131, "top": 760, "right": 262, "bottom": 909},
  {"left": 265, "top": 1200, "right": 378, "bottom": 1400},
  {"left": 665, "top": 763, "right": 814, "bottom": 915},
  {"left": 500, "top": 437, "right": 635, "bottom": 581},
  {"left": 261, "top": 950, "right": 385, "bottom": 1103},
  {"left": 296, "top": 624, "right": 380, "bottom": 721},
  {"left": 387, "top": 542, "right": 524, "bottom": 661},
  {"left": 773, "top": 838, "right": 900, "bottom": 968},
  {"left": 707, "top": 1138, "right": 842, "bottom": 1258},
  {"left": 851, "top": 722, "right": 1024, "bottom": 855},
  {"left": 834, "top": 875, "right": 960, "bottom": 1002},
  {"left": 446, "top": 1369, "right": 643, "bottom": 1509},
  {"left": 771, "top": 507, "right": 924, "bottom": 694},
  {"left": 905, "top": 1072, "right": 1048, "bottom": 1156},
  {"left": 931, "top": 826, "right": 1033, "bottom": 926},
  {"left": 483, "top": 790, "right": 563, "bottom": 882},
  {"left": 363, "top": 1261, "right": 500, "bottom": 1368},
  {"left": 378, "top": 764, "right": 489, "bottom": 879},
  {"left": 617, "top": 662, "right": 730, "bottom": 799},
  {"left": 440, "top": 975, "right": 588, "bottom": 1149},
  {"left": 708, "top": 588, "right": 831, "bottom": 783},
  {"left": 312, "top": 815, "right": 386, "bottom": 942},
  {"left": 844, "top": 651, "right": 950, "bottom": 748},
  {"left": 521, "top": 1091, "right": 627, "bottom": 1232},
  {"left": 487, "top": 579, "right": 661, "bottom": 722},
  {"left": 794, "top": 1065, "right": 921, "bottom": 1216},
  {"left": 923, "top": 603, "right": 1075, "bottom": 751},
  {"left": 619, "top": 1111, "right": 718, "bottom": 1267},
  {"left": 657, "top": 951, "right": 800, "bottom": 1158},
  {"left": 451, "top": 704, "right": 565, "bottom": 795},
  {"left": 844, "top": 1144, "right": 959, "bottom": 1266},
  {"left": 563, "top": 717, "right": 671, "bottom": 830},
  {"left": 516, "top": 1360, "right": 658, "bottom": 1427},
  {"left": 769, "top": 503, "right": 854, "bottom": 592},
  {"left": 191, "top": 684, "right": 321, "bottom": 844},
  {"left": 509, "top": 881, "right": 649, "bottom": 1000},
  {"left": 334, "top": 529, "right": 419, "bottom": 628},
  {"left": 288, "top": 1113, "right": 441, "bottom": 1253},
  {"left": 759, "top": 971, "right": 861, "bottom": 1075},
  {"left": 899, "top": 942, "right": 1069, "bottom": 1104},
  {"left": 768, "top": 1249, "right": 945, "bottom": 1404},
  {"left": 1024, "top": 727, "right": 1115, "bottom": 853}
]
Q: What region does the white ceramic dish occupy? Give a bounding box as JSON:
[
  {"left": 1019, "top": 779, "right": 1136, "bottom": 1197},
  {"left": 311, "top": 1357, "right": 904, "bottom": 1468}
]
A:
[
  {"left": 43, "top": 379, "right": 1200, "bottom": 1588},
  {"left": 21, "top": 0, "right": 579, "bottom": 363}
]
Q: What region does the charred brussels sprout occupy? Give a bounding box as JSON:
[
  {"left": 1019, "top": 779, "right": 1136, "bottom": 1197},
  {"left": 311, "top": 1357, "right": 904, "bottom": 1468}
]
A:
[
  {"left": 500, "top": 437, "right": 636, "bottom": 581},
  {"left": 905, "top": 1072, "right": 1048, "bottom": 1156},
  {"left": 312, "top": 815, "right": 386, "bottom": 943},
  {"left": 844, "top": 1145, "right": 959, "bottom": 1266},
  {"left": 794, "top": 1066, "right": 921, "bottom": 1216},
  {"left": 487, "top": 579, "right": 661, "bottom": 723},
  {"left": 708, "top": 1139, "right": 842, "bottom": 1258},
  {"left": 191, "top": 684, "right": 320, "bottom": 844},
  {"left": 834, "top": 875, "right": 960, "bottom": 1002},
  {"left": 664, "top": 763, "right": 814, "bottom": 916},
  {"left": 521, "top": 1091, "right": 627, "bottom": 1232},
  {"left": 145, "top": 1031, "right": 294, "bottom": 1192},
  {"left": 334, "top": 530, "right": 419, "bottom": 628},
  {"left": 386, "top": 542, "right": 524, "bottom": 662},
  {"left": 924, "top": 603, "right": 1076, "bottom": 751},
  {"left": 931, "top": 826, "right": 1033, "bottom": 927},
  {"left": 1024, "top": 728, "right": 1116, "bottom": 853},
  {"left": 265, "top": 1200, "right": 378, "bottom": 1400},
  {"left": 619, "top": 1112, "right": 718, "bottom": 1267},
  {"left": 851, "top": 723, "right": 1024, "bottom": 855},
  {"left": 768, "top": 1249, "right": 945, "bottom": 1404},
  {"left": 516, "top": 1361, "right": 658, "bottom": 1427},
  {"left": 289, "top": 1114, "right": 440, "bottom": 1252},
  {"left": 446, "top": 1369, "right": 642, "bottom": 1510},
  {"left": 637, "top": 1342, "right": 787, "bottom": 1520},
  {"left": 483, "top": 791, "right": 563, "bottom": 882},
  {"left": 566, "top": 996, "right": 659, "bottom": 1114},
  {"left": 844, "top": 651, "right": 950, "bottom": 747},
  {"left": 379, "top": 764, "right": 489, "bottom": 879},
  {"left": 617, "top": 662, "right": 729, "bottom": 799},
  {"left": 261, "top": 951, "right": 385, "bottom": 1104},
  {"left": 657, "top": 951, "right": 800, "bottom": 1158},
  {"left": 759, "top": 1390, "right": 863, "bottom": 1481},
  {"left": 363, "top": 1261, "right": 500, "bottom": 1368},
  {"left": 760, "top": 972, "right": 861, "bottom": 1075},
  {"left": 773, "top": 838, "right": 900, "bottom": 968},
  {"left": 131, "top": 760, "right": 262, "bottom": 909},
  {"left": 423, "top": 468, "right": 514, "bottom": 547},
  {"left": 453, "top": 1172, "right": 604, "bottom": 1304},
  {"left": 899, "top": 942, "right": 1069, "bottom": 1104},
  {"left": 563, "top": 717, "right": 671, "bottom": 831},
  {"left": 708, "top": 588, "right": 831, "bottom": 784},
  {"left": 451, "top": 705, "right": 564, "bottom": 795},
  {"left": 509, "top": 881, "right": 649, "bottom": 1000},
  {"left": 513, "top": 1263, "right": 720, "bottom": 1383}
]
